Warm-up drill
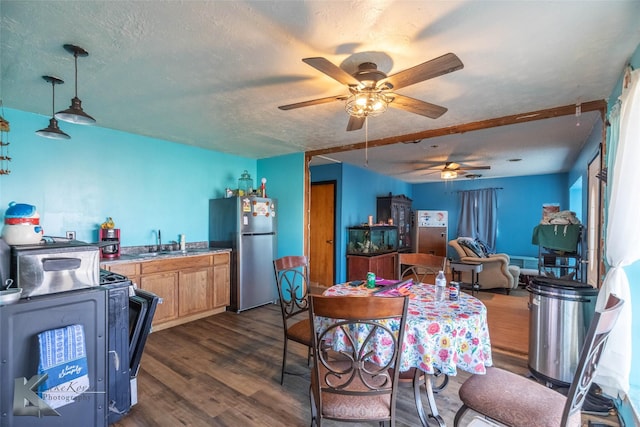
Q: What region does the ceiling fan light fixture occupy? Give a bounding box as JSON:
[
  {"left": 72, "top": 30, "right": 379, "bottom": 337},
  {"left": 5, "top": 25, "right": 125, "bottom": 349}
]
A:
[
  {"left": 36, "top": 75, "right": 71, "bottom": 140},
  {"left": 345, "top": 90, "right": 389, "bottom": 118},
  {"left": 55, "top": 44, "right": 96, "bottom": 125},
  {"left": 441, "top": 170, "right": 458, "bottom": 180}
]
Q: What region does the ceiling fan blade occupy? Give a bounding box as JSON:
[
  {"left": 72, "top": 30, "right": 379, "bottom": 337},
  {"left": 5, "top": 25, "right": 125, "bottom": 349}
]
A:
[
  {"left": 346, "top": 115, "right": 365, "bottom": 131},
  {"left": 303, "top": 57, "right": 362, "bottom": 86},
  {"left": 380, "top": 53, "right": 463, "bottom": 90},
  {"left": 458, "top": 165, "right": 491, "bottom": 170},
  {"left": 389, "top": 94, "right": 448, "bottom": 119},
  {"left": 444, "top": 162, "right": 461, "bottom": 170},
  {"left": 278, "top": 95, "right": 347, "bottom": 110}
]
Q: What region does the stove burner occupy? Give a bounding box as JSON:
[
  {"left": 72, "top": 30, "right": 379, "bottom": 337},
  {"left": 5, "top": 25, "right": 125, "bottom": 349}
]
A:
[{"left": 100, "top": 269, "right": 129, "bottom": 285}]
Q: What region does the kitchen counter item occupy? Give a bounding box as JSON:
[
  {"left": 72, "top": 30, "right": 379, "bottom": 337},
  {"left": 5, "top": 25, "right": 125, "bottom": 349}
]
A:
[
  {"left": 10, "top": 240, "right": 99, "bottom": 297},
  {"left": 0, "top": 279, "right": 21, "bottom": 305},
  {"left": 1, "top": 202, "right": 44, "bottom": 245}
]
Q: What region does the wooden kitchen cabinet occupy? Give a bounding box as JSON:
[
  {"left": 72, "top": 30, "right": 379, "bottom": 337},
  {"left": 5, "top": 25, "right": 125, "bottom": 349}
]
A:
[
  {"left": 101, "top": 250, "right": 231, "bottom": 330},
  {"left": 213, "top": 252, "right": 230, "bottom": 308},
  {"left": 178, "top": 267, "right": 211, "bottom": 316},
  {"left": 141, "top": 271, "right": 179, "bottom": 324}
]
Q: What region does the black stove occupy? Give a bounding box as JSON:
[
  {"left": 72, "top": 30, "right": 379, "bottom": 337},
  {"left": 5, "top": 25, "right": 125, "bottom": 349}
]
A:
[
  {"left": 100, "top": 269, "right": 129, "bottom": 286},
  {"left": 97, "top": 268, "right": 159, "bottom": 424}
]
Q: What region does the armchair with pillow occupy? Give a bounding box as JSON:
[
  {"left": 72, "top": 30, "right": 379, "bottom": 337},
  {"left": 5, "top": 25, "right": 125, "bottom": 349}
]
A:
[{"left": 448, "top": 238, "right": 521, "bottom": 293}]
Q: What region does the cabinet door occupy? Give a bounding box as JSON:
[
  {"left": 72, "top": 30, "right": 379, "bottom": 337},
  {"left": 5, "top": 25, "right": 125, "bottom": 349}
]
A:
[
  {"left": 140, "top": 272, "right": 178, "bottom": 325},
  {"left": 178, "top": 268, "right": 211, "bottom": 316},
  {"left": 213, "top": 254, "right": 230, "bottom": 308}
]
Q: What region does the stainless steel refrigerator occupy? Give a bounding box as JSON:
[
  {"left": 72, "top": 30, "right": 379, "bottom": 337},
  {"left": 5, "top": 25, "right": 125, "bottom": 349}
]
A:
[{"left": 209, "top": 196, "right": 278, "bottom": 312}]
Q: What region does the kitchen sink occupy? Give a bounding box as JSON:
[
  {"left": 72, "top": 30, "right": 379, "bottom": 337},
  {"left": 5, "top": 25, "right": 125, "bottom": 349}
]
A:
[
  {"left": 138, "top": 252, "right": 161, "bottom": 257},
  {"left": 132, "top": 248, "right": 212, "bottom": 259}
]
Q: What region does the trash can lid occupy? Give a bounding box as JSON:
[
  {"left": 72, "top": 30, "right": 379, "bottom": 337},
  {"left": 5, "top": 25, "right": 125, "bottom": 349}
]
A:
[{"left": 530, "top": 277, "right": 598, "bottom": 293}]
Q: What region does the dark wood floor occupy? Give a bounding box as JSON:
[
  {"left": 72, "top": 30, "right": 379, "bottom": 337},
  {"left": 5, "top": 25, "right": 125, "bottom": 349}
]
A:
[{"left": 113, "top": 301, "right": 619, "bottom": 427}]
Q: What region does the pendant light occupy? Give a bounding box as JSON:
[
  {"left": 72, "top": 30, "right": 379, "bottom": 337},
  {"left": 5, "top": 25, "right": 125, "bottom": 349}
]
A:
[
  {"left": 36, "top": 76, "right": 71, "bottom": 140},
  {"left": 55, "top": 44, "right": 96, "bottom": 125}
]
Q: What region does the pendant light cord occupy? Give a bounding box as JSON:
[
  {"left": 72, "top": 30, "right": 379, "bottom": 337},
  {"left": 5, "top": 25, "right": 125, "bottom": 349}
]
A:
[
  {"left": 73, "top": 52, "right": 79, "bottom": 98},
  {"left": 364, "top": 116, "right": 369, "bottom": 167}
]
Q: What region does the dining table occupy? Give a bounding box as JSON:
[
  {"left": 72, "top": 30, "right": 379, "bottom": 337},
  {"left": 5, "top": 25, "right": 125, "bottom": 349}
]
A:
[{"left": 321, "top": 280, "right": 493, "bottom": 427}]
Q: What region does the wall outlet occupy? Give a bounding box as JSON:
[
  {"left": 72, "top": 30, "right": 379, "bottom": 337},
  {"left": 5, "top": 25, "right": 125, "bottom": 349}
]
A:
[{"left": 66, "top": 231, "right": 76, "bottom": 240}]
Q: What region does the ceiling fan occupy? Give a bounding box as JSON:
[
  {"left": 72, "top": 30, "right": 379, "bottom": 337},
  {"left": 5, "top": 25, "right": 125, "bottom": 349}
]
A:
[
  {"left": 278, "top": 53, "right": 464, "bottom": 131},
  {"left": 407, "top": 161, "right": 491, "bottom": 179}
]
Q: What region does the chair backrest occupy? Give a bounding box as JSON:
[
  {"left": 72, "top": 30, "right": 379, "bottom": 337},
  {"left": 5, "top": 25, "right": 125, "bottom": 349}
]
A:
[
  {"left": 273, "top": 256, "right": 310, "bottom": 323},
  {"left": 398, "top": 252, "right": 446, "bottom": 282},
  {"left": 561, "top": 293, "right": 624, "bottom": 423},
  {"left": 309, "top": 295, "right": 409, "bottom": 422}
]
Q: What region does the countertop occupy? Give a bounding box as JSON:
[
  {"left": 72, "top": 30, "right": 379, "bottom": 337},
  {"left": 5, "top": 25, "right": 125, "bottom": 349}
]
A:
[{"left": 100, "top": 247, "right": 231, "bottom": 265}]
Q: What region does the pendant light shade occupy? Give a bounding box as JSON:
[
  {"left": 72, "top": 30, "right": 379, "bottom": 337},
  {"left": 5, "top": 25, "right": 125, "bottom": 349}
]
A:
[
  {"left": 55, "top": 44, "right": 96, "bottom": 125},
  {"left": 36, "top": 76, "right": 71, "bottom": 140}
]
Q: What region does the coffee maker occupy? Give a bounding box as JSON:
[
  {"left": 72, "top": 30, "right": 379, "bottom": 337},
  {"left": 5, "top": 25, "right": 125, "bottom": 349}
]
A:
[{"left": 99, "top": 228, "right": 120, "bottom": 258}]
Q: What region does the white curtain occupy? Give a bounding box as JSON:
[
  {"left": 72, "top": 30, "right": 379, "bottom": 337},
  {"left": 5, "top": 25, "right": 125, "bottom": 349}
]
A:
[{"left": 595, "top": 66, "right": 639, "bottom": 398}]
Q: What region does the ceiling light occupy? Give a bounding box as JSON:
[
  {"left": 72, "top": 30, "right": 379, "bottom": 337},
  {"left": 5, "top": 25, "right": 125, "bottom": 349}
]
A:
[
  {"left": 36, "top": 76, "right": 70, "bottom": 140},
  {"left": 55, "top": 44, "right": 96, "bottom": 125},
  {"left": 345, "top": 90, "right": 389, "bottom": 118},
  {"left": 441, "top": 170, "right": 458, "bottom": 180}
]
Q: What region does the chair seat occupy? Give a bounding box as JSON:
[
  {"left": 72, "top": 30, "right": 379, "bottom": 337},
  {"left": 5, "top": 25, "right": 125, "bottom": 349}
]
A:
[
  {"left": 287, "top": 318, "right": 312, "bottom": 346},
  {"left": 311, "top": 360, "right": 391, "bottom": 420},
  {"left": 458, "top": 367, "right": 581, "bottom": 427}
]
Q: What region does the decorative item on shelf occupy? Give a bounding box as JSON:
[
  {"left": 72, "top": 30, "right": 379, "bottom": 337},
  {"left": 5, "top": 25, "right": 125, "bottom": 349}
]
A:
[
  {"left": 0, "top": 101, "right": 10, "bottom": 175},
  {"left": 260, "top": 177, "right": 267, "bottom": 198},
  {"left": 237, "top": 170, "right": 253, "bottom": 196},
  {"left": 55, "top": 44, "right": 96, "bottom": 125},
  {"left": 36, "top": 76, "right": 71, "bottom": 140}
]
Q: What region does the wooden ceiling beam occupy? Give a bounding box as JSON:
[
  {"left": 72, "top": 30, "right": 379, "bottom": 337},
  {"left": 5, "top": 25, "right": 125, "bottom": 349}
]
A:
[{"left": 305, "top": 99, "right": 607, "bottom": 158}]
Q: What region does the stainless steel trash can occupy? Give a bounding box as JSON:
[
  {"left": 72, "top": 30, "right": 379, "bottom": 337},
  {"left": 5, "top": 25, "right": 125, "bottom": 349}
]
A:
[{"left": 527, "top": 277, "right": 599, "bottom": 386}]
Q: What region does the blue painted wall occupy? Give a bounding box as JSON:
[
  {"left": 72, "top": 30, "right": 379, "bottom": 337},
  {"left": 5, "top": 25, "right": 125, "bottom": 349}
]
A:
[
  {"left": 258, "top": 152, "right": 305, "bottom": 258},
  {"left": 310, "top": 162, "right": 412, "bottom": 282},
  {"left": 0, "top": 108, "right": 304, "bottom": 259},
  {"left": 412, "top": 174, "right": 568, "bottom": 258}
]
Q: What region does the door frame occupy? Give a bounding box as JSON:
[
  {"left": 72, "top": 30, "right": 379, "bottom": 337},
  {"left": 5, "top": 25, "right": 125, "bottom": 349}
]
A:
[
  {"left": 310, "top": 180, "right": 337, "bottom": 286},
  {"left": 586, "top": 145, "right": 604, "bottom": 288}
]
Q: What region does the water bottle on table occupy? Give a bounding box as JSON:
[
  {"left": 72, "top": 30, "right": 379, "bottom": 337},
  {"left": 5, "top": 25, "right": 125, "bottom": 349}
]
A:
[{"left": 435, "top": 270, "right": 447, "bottom": 302}]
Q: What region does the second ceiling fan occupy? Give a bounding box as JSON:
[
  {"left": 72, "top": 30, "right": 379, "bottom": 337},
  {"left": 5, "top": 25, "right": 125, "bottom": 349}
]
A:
[{"left": 278, "top": 53, "right": 464, "bottom": 131}]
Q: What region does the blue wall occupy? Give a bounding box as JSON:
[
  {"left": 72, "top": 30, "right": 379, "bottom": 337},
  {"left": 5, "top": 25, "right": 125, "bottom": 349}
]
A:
[
  {"left": 310, "top": 162, "right": 412, "bottom": 282},
  {"left": 412, "top": 174, "right": 568, "bottom": 257},
  {"left": 258, "top": 152, "right": 305, "bottom": 258},
  {"left": 0, "top": 108, "right": 304, "bottom": 258}
]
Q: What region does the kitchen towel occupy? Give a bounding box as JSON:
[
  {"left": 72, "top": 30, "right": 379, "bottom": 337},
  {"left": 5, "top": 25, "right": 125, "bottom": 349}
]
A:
[{"left": 37, "top": 324, "right": 90, "bottom": 409}]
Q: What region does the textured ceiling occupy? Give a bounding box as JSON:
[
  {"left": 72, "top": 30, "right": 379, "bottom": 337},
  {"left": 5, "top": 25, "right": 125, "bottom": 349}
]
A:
[{"left": 1, "top": 1, "right": 640, "bottom": 182}]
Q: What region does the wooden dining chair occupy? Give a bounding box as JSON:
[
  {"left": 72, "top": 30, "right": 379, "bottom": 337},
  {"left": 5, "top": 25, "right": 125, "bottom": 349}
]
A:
[
  {"left": 398, "top": 253, "right": 447, "bottom": 282},
  {"left": 453, "top": 293, "right": 624, "bottom": 427},
  {"left": 273, "top": 255, "right": 313, "bottom": 385},
  {"left": 308, "top": 294, "right": 409, "bottom": 427}
]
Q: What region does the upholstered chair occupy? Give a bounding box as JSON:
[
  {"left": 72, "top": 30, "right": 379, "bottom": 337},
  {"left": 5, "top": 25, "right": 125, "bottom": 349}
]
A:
[{"left": 448, "top": 238, "right": 520, "bottom": 293}]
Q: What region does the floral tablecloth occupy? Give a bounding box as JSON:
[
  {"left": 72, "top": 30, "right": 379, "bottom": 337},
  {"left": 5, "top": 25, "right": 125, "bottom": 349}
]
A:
[{"left": 321, "top": 282, "right": 492, "bottom": 376}]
